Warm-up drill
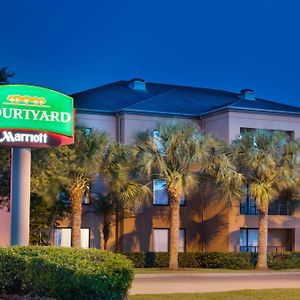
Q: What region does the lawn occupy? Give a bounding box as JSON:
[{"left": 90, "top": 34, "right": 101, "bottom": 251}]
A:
[
  {"left": 129, "top": 289, "right": 300, "bottom": 300},
  {"left": 134, "top": 268, "right": 300, "bottom": 274}
]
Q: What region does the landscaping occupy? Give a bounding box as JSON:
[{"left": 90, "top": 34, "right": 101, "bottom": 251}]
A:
[
  {"left": 0, "top": 246, "right": 134, "bottom": 300},
  {"left": 124, "top": 251, "right": 300, "bottom": 270},
  {"left": 129, "top": 289, "right": 300, "bottom": 300}
]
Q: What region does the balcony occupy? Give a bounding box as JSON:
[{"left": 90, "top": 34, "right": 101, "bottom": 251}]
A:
[
  {"left": 240, "top": 200, "right": 291, "bottom": 216},
  {"left": 240, "top": 245, "right": 292, "bottom": 253}
]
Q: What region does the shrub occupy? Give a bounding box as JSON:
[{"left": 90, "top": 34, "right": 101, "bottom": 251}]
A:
[
  {"left": 268, "top": 252, "right": 300, "bottom": 270},
  {"left": 0, "top": 246, "right": 133, "bottom": 300},
  {"left": 123, "top": 252, "right": 255, "bottom": 269}
]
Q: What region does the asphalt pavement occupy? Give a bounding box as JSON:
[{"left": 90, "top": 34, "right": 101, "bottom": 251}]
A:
[{"left": 130, "top": 272, "right": 300, "bottom": 294}]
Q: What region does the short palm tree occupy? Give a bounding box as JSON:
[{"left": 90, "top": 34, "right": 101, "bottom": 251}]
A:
[
  {"left": 68, "top": 128, "right": 108, "bottom": 247},
  {"left": 98, "top": 143, "right": 149, "bottom": 251},
  {"left": 94, "top": 193, "right": 115, "bottom": 250},
  {"left": 232, "top": 129, "right": 300, "bottom": 269},
  {"left": 134, "top": 121, "right": 242, "bottom": 269}
]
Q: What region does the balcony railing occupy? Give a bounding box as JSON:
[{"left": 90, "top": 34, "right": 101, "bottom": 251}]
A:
[
  {"left": 240, "top": 245, "right": 292, "bottom": 253},
  {"left": 240, "top": 203, "right": 291, "bottom": 216}
]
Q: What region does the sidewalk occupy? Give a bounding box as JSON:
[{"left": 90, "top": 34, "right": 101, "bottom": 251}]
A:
[{"left": 130, "top": 272, "right": 300, "bottom": 294}]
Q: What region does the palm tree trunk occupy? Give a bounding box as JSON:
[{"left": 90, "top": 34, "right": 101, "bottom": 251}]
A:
[
  {"left": 115, "top": 201, "right": 120, "bottom": 252},
  {"left": 256, "top": 202, "right": 269, "bottom": 270},
  {"left": 71, "top": 190, "right": 84, "bottom": 247},
  {"left": 168, "top": 187, "right": 182, "bottom": 270},
  {"left": 103, "top": 216, "right": 111, "bottom": 250}
]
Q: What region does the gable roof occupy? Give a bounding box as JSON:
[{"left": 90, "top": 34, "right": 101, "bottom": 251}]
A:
[{"left": 72, "top": 80, "right": 300, "bottom": 117}]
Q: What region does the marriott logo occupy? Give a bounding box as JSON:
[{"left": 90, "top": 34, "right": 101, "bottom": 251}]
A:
[{"left": 0, "top": 131, "right": 48, "bottom": 144}]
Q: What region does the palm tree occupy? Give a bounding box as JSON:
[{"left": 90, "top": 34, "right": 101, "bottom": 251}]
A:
[
  {"left": 68, "top": 128, "right": 108, "bottom": 247},
  {"left": 134, "top": 121, "right": 242, "bottom": 269},
  {"left": 232, "top": 129, "right": 299, "bottom": 270},
  {"left": 97, "top": 142, "right": 149, "bottom": 251}
]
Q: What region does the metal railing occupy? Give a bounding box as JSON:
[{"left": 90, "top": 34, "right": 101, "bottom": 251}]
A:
[
  {"left": 240, "top": 203, "right": 291, "bottom": 216},
  {"left": 240, "top": 245, "right": 292, "bottom": 253}
]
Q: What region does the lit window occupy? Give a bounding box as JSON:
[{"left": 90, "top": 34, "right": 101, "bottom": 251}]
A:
[
  {"left": 153, "top": 130, "right": 164, "bottom": 153},
  {"left": 54, "top": 228, "right": 90, "bottom": 248},
  {"left": 153, "top": 179, "right": 185, "bottom": 206},
  {"left": 153, "top": 179, "right": 168, "bottom": 205},
  {"left": 153, "top": 228, "right": 186, "bottom": 252},
  {"left": 240, "top": 228, "right": 258, "bottom": 252}
]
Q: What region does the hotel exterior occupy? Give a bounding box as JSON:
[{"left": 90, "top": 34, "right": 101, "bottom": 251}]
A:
[{"left": 2, "top": 79, "right": 300, "bottom": 253}]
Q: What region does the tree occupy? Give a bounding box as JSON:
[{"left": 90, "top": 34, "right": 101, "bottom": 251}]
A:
[
  {"left": 0, "top": 148, "right": 11, "bottom": 209},
  {"left": 134, "top": 121, "right": 241, "bottom": 269},
  {"left": 67, "top": 129, "right": 108, "bottom": 247},
  {"left": 95, "top": 143, "right": 149, "bottom": 250},
  {"left": 0, "top": 67, "right": 14, "bottom": 84},
  {"left": 232, "top": 130, "right": 300, "bottom": 270}
]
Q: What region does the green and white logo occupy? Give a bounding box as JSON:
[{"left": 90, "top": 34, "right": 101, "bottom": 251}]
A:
[
  {"left": 0, "top": 85, "right": 74, "bottom": 147},
  {"left": 0, "top": 85, "right": 73, "bottom": 137}
]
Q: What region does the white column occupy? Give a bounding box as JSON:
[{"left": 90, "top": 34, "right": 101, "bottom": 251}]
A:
[{"left": 10, "top": 148, "right": 31, "bottom": 246}]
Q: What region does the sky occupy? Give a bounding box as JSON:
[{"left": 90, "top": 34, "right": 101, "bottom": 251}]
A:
[{"left": 1, "top": 0, "right": 300, "bottom": 107}]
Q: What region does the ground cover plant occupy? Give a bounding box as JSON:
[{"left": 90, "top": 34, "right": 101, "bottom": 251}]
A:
[
  {"left": 129, "top": 289, "right": 300, "bottom": 300},
  {"left": 0, "top": 246, "right": 133, "bottom": 300}
]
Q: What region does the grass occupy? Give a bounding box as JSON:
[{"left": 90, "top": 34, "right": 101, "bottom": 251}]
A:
[
  {"left": 129, "top": 289, "right": 300, "bottom": 300},
  {"left": 134, "top": 268, "right": 300, "bottom": 274}
]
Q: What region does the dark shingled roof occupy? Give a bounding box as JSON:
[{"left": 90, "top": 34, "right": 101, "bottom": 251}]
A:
[{"left": 72, "top": 80, "right": 300, "bottom": 117}]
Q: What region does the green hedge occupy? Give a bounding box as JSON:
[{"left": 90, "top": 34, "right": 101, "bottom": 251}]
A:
[
  {"left": 0, "top": 246, "right": 133, "bottom": 300},
  {"left": 123, "top": 251, "right": 300, "bottom": 270}
]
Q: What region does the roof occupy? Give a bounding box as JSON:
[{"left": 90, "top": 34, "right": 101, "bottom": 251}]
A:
[{"left": 72, "top": 80, "right": 300, "bottom": 117}]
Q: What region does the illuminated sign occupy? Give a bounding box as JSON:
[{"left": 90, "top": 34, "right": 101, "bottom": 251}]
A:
[{"left": 0, "top": 85, "right": 74, "bottom": 148}]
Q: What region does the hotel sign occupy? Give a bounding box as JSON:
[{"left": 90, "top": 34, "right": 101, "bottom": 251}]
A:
[{"left": 0, "top": 85, "right": 74, "bottom": 147}]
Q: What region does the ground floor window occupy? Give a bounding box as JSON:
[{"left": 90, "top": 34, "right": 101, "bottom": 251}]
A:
[
  {"left": 240, "top": 228, "right": 258, "bottom": 252},
  {"left": 54, "top": 228, "right": 90, "bottom": 249},
  {"left": 153, "top": 228, "right": 186, "bottom": 252}
]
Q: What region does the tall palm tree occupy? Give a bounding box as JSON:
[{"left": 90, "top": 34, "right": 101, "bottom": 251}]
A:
[
  {"left": 98, "top": 143, "right": 149, "bottom": 251},
  {"left": 68, "top": 129, "right": 108, "bottom": 247},
  {"left": 232, "top": 129, "right": 299, "bottom": 270},
  {"left": 134, "top": 121, "right": 242, "bottom": 269}
]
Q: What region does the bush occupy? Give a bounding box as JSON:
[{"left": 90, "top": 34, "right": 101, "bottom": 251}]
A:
[
  {"left": 0, "top": 246, "right": 133, "bottom": 300},
  {"left": 268, "top": 252, "right": 300, "bottom": 270},
  {"left": 123, "top": 251, "right": 300, "bottom": 270}
]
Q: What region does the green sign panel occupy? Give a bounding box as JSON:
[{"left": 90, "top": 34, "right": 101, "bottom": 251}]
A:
[{"left": 0, "top": 85, "right": 74, "bottom": 147}]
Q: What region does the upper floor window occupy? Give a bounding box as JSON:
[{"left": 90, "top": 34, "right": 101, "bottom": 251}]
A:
[
  {"left": 153, "top": 179, "right": 185, "bottom": 206},
  {"left": 240, "top": 184, "right": 291, "bottom": 216}
]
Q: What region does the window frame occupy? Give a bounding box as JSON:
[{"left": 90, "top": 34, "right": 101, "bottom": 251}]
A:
[
  {"left": 152, "top": 178, "right": 186, "bottom": 207},
  {"left": 54, "top": 227, "right": 91, "bottom": 248},
  {"left": 153, "top": 228, "right": 186, "bottom": 252}
]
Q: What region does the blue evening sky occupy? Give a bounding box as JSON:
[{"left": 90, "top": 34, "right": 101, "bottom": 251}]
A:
[{"left": 1, "top": 0, "right": 300, "bottom": 107}]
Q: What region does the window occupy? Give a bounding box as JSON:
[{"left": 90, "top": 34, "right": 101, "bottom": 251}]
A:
[
  {"left": 54, "top": 228, "right": 90, "bottom": 248},
  {"left": 153, "top": 130, "right": 164, "bottom": 153},
  {"left": 153, "top": 229, "right": 169, "bottom": 252},
  {"left": 153, "top": 179, "right": 186, "bottom": 206},
  {"left": 153, "top": 179, "right": 169, "bottom": 205},
  {"left": 153, "top": 228, "right": 186, "bottom": 252},
  {"left": 179, "top": 228, "right": 186, "bottom": 252},
  {"left": 240, "top": 184, "right": 258, "bottom": 215},
  {"left": 240, "top": 228, "right": 258, "bottom": 252},
  {"left": 59, "top": 190, "right": 90, "bottom": 205}
]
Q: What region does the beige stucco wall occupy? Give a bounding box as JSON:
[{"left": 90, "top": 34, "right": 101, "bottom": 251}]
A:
[
  {"left": 121, "top": 113, "right": 200, "bottom": 144},
  {"left": 204, "top": 112, "right": 230, "bottom": 141},
  {"left": 76, "top": 112, "right": 117, "bottom": 141},
  {"left": 0, "top": 208, "right": 10, "bottom": 246},
  {"left": 228, "top": 111, "right": 300, "bottom": 142}
]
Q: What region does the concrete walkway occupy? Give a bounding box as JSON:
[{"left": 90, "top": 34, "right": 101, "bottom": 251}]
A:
[{"left": 130, "top": 272, "right": 300, "bottom": 294}]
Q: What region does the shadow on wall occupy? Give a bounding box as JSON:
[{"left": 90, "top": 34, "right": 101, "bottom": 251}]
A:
[{"left": 121, "top": 209, "right": 153, "bottom": 252}]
